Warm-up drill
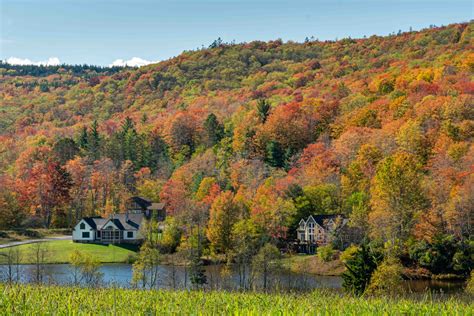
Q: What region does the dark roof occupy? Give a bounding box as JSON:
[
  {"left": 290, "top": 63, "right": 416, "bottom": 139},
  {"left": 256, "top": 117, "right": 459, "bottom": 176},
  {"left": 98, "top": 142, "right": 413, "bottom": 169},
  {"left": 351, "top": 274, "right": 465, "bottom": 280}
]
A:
[
  {"left": 129, "top": 196, "right": 152, "bottom": 209},
  {"left": 309, "top": 214, "right": 345, "bottom": 227}
]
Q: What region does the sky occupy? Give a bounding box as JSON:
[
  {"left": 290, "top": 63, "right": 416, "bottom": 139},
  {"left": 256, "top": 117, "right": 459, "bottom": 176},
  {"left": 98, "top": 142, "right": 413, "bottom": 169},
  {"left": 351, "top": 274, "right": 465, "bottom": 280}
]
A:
[{"left": 1, "top": 0, "right": 472, "bottom": 66}]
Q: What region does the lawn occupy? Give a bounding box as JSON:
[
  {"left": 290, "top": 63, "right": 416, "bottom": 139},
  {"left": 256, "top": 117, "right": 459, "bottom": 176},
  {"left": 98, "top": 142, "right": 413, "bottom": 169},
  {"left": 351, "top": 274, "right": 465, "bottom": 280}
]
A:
[
  {"left": 1, "top": 284, "right": 472, "bottom": 315},
  {"left": 281, "top": 254, "right": 346, "bottom": 276},
  {"left": 0, "top": 240, "right": 138, "bottom": 264}
]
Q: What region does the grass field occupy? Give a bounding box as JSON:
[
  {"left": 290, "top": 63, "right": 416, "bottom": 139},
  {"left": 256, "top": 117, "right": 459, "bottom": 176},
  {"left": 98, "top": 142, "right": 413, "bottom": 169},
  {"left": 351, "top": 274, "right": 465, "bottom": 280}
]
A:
[
  {"left": 0, "top": 284, "right": 472, "bottom": 315},
  {"left": 281, "top": 254, "right": 346, "bottom": 276},
  {"left": 0, "top": 240, "right": 138, "bottom": 264}
]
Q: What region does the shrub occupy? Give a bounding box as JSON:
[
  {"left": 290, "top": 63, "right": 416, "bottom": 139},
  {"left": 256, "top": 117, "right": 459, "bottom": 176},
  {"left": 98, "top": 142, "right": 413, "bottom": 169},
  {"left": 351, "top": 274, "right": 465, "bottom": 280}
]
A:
[
  {"left": 466, "top": 270, "right": 474, "bottom": 295},
  {"left": 317, "top": 244, "right": 335, "bottom": 262},
  {"left": 366, "top": 259, "right": 403, "bottom": 295}
]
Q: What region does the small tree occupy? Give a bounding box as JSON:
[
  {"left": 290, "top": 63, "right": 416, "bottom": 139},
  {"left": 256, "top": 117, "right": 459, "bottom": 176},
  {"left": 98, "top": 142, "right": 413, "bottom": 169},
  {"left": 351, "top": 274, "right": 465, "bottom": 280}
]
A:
[
  {"left": 229, "top": 219, "right": 262, "bottom": 290},
  {"left": 132, "top": 242, "right": 161, "bottom": 289},
  {"left": 158, "top": 217, "right": 182, "bottom": 253},
  {"left": 1, "top": 247, "right": 22, "bottom": 285},
  {"left": 69, "top": 249, "right": 84, "bottom": 286},
  {"left": 251, "top": 243, "right": 281, "bottom": 291},
  {"left": 69, "top": 249, "right": 103, "bottom": 287},
  {"left": 80, "top": 256, "right": 103, "bottom": 287},
  {"left": 31, "top": 242, "right": 49, "bottom": 284}
]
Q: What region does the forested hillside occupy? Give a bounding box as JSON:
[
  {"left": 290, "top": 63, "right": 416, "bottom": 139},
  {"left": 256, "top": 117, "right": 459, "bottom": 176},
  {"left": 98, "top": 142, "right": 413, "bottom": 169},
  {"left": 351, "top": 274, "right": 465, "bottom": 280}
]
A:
[{"left": 0, "top": 23, "right": 472, "bottom": 276}]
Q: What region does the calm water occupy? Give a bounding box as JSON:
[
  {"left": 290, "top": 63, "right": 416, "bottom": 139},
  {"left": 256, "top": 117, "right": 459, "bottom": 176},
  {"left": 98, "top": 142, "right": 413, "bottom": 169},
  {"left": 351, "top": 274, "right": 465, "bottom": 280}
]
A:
[{"left": 0, "top": 264, "right": 466, "bottom": 294}]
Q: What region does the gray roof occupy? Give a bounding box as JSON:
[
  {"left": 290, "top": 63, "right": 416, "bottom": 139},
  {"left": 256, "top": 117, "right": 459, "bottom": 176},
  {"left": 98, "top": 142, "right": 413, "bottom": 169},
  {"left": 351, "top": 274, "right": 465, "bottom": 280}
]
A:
[
  {"left": 81, "top": 213, "right": 144, "bottom": 231},
  {"left": 148, "top": 202, "right": 165, "bottom": 211},
  {"left": 104, "top": 213, "right": 144, "bottom": 231},
  {"left": 82, "top": 217, "right": 107, "bottom": 230}
]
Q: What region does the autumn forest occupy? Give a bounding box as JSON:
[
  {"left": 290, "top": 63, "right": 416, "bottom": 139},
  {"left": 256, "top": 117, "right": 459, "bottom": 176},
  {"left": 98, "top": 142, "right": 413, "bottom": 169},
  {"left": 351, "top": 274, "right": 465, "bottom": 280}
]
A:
[{"left": 0, "top": 22, "right": 473, "bottom": 280}]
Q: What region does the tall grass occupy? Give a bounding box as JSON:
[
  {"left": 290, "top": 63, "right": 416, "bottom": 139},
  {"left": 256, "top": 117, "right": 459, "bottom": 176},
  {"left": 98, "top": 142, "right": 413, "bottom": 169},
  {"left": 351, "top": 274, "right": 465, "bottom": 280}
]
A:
[{"left": 0, "top": 284, "right": 472, "bottom": 315}]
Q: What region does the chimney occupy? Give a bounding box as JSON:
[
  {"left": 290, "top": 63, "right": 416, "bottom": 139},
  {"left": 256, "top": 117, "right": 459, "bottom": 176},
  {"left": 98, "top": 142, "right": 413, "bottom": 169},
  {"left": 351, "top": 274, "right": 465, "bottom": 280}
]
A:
[{"left": 125, "top": 211, "right": 129, "bottom": 222}]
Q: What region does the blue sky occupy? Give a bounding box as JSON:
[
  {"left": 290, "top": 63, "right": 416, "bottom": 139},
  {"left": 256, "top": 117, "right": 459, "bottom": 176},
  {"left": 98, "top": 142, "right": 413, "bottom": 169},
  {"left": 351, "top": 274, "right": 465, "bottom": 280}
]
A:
[{"left": 1, "top": 0, "right": 472, "bottom": 66}]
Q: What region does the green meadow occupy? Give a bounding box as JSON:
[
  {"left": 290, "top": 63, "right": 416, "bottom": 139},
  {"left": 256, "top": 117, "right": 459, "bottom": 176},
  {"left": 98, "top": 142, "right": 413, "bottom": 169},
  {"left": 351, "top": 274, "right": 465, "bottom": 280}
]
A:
[{"left": 0, "top": 240, "right": 138, "bottom": 264}]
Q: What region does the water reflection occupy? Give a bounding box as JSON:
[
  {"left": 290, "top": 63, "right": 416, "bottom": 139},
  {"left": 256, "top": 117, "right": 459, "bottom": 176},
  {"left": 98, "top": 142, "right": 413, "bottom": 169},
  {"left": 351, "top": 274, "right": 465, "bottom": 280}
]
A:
[{"left": 0, "top": 264, "right": 465, "bottom": 294}]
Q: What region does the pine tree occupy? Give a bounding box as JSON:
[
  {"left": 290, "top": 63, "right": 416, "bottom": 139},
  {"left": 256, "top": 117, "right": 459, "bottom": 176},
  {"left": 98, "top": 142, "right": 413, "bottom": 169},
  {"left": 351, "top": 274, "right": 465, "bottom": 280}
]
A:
[
  {"left": 256, "top": 99, "right": 271, "bottom": 123},
  {"left": 341, "top": 243, "right": 382, "bottom": 295},
  {"left": 88, "top": 120, "right": 101, "bottom": 161},
  {"left": 78, "top": 126, "right": 89, "bottom": 150},
  {"left": 265, "top": 140, "right": 285, "bottom": 168},
  {"left": 204, "top": 113, "right": 224, "bottom": 146}
]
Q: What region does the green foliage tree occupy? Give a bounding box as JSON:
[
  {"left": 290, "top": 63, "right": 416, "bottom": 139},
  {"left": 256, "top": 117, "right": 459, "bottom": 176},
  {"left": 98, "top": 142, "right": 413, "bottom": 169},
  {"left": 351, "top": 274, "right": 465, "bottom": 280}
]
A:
[
  {"left": 204, "top": 113, "right": 224, "bottom": 146},
  {"left": 265, "top": 140, "right": 286, "bottom": 168},
  {"left": 251, "top": 243, "right": 281, "bottom": 291},
  {"left": 370, "top": 152, "right": 428, "bottom": 242},
  {"left": 132, "top": 242, "right": 161, "bottom": 288},
  {"left": 342, "top": 243, "right": 382, "bottom": 296},
  {"left": 230, "top": 219, "right": 263, "bottom": 289},
  {"left": 88, "top": 120, "right": 101, "bottom": 161},
  {"left": 158, "top": 217, "right": 182, "bottom": 253},
  {"left": 256, "top": 99, "right": 271, "bottom": 123},
  {"left": 207, "top": 191, "right": 241, "bottom": 254},
  {"left": 53, "top": 138, "right": 79, "bottom": 164}
]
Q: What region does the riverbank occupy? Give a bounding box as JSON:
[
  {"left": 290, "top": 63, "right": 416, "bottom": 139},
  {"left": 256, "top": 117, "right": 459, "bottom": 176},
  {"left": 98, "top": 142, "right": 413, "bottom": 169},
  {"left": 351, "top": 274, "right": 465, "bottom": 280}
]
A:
[
  {"left": 1, "top": 284, "right": 471, "bottom": 315},
  {"left": 0, "top": 240, "right": 138, "bottom": 264}
]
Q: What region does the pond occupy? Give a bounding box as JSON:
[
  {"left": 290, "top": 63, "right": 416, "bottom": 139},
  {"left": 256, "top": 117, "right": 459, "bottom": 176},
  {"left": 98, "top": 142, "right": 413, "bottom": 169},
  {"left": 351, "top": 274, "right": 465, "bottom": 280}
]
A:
[{"left": 0, "top": 263, "right": 466, "bottom": 294}]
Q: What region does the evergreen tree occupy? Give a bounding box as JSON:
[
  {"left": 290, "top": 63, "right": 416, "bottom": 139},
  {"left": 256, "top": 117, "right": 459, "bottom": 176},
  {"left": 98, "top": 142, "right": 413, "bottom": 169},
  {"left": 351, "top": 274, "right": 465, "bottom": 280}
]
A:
[
  {"left": 88, "top": 120, "right": 101, "bottom": 161},
  {"left": 203, "top": 113, "right": 224, "bottom": 146},
  {"left": 265, "top": 140, "right": 285, "bottom": 168},
  {"left": 256, "top": 99, "right": 271, "bottom": 123},
  {"left": 78, "top": 126, "right": 89, "bottom": 151},
  {"left": 342, "top": 243, "right": 382, "bottom": 295}
]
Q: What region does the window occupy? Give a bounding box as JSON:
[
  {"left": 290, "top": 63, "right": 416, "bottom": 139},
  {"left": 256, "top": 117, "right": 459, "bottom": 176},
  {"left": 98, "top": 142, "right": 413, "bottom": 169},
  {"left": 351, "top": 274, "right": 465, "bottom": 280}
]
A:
[
  {"left": 308, "top": 222, "right": 315, "bottom": 242},
  {"left": 127, "top": 231, "right": 134, "bottom": 238},
  {"left": 97, "top": 231, "right": 101, "bottom": 238},
  {"left": 82, "top": 232, "right": 90, "bottom": 238},
  {"left": 80, "top": 223, "right": 85, "bottom": 230}
]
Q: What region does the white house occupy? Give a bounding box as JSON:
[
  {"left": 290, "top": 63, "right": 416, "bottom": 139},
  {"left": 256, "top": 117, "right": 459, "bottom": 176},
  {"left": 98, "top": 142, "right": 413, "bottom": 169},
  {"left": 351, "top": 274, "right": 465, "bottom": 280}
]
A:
[{"left": 72, "top": 197, "right": 165, "bottom": 244}]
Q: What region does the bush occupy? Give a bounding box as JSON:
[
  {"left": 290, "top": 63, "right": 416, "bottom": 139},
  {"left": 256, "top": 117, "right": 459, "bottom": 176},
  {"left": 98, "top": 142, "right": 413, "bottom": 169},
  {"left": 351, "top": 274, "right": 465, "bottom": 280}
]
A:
[
  {"left": 317, "top": 244, "right": 335, "bottom": 262},
  {"left": 466, "top": 270, "right": 474, "bottom": 295},
  {"left": 366, "top": 259, "right": 403, "bottom": 295}
]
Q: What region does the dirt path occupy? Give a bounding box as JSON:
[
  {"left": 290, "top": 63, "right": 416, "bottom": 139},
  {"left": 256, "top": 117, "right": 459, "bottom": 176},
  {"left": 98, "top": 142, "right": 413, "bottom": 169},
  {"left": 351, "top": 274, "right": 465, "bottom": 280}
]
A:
[{"left": 0, "top": 236, "right": 72, "bottom": 249}]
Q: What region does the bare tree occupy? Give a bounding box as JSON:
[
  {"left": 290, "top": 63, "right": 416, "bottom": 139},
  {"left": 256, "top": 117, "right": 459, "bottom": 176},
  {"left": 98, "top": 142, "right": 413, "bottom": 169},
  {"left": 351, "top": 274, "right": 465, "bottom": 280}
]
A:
[
  {"left": 31, "top": 242, "right": 48, "bottom": 284},
  {"left": 1, "top": 247, "right": 22, "bottom": 284}
]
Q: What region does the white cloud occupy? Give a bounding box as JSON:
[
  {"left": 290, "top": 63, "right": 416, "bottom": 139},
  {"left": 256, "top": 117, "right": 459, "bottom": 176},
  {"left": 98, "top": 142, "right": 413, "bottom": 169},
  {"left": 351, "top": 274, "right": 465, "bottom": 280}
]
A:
[
  {"left": 109, "top": 57, "right": 157, "bottom": 67},
  {"left": 6, "top": 57, "right": 61, "bottom": 66}
]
